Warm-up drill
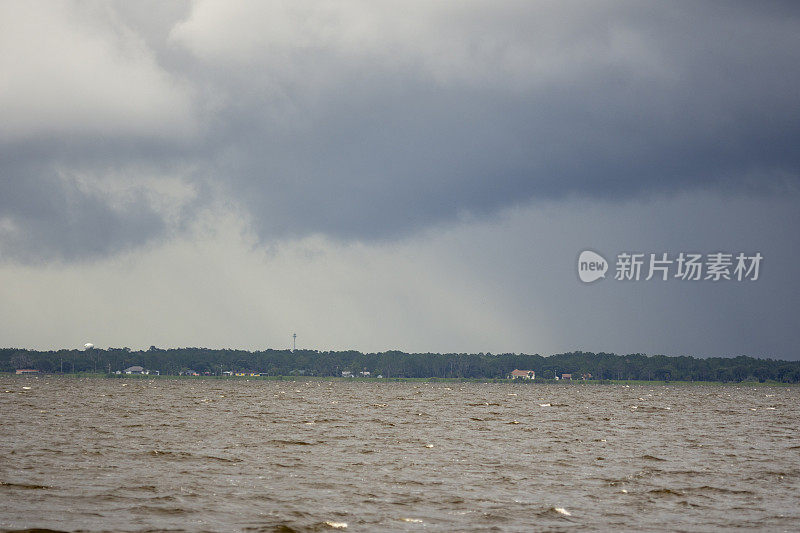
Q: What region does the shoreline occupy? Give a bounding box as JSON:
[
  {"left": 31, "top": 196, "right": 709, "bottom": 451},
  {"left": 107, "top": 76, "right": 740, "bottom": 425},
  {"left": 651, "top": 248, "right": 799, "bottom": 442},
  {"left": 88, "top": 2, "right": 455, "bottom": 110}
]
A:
[{"left": 1, "top": 372, "right": 795, "bottom": 386}]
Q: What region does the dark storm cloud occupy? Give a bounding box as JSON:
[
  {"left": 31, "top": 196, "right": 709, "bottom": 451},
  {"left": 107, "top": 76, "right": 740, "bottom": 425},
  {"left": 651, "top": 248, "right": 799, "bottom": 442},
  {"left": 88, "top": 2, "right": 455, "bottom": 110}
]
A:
[
  {"left": 2, "top": 1, "right": 799, "bottom": 260},
  {"left": 182, "top": 1, "right": 800, "bottom": 242},
  {"left": 0, "top": 155, "right": 166, "bottom": 262}
]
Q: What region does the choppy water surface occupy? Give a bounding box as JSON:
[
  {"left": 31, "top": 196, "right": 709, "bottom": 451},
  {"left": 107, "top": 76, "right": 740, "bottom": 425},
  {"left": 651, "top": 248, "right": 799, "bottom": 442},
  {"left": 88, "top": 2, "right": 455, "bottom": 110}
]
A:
[{"left": 1, "top": 378, "right": 798, "bottom": 532}]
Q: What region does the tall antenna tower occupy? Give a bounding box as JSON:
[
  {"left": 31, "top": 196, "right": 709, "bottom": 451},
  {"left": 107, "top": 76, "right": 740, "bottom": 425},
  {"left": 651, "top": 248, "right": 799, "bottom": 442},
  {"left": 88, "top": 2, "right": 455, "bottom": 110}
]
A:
[{"left": 292, "top": 333, "right": 297, "bottom": 352}]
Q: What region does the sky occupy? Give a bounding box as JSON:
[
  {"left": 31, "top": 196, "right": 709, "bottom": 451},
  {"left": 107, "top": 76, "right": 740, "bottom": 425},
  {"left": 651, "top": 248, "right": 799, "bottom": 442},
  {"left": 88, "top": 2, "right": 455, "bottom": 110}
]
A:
[{"left": 1, "top": 1, "right": 799, "bottom": 359}]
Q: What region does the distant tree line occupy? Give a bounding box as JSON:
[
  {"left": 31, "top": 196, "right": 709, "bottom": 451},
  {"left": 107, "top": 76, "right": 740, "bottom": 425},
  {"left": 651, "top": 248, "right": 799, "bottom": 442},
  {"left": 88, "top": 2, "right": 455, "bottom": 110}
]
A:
[{"left": 1, "top": 347, "right": 799, "bottom": 383}]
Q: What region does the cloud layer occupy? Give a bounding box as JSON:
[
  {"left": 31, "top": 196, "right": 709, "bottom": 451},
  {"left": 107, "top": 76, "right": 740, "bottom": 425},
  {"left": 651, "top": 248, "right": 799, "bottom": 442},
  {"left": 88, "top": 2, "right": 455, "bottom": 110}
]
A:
[
  {"left": 1, "top": 2, "right": 799, "bottom": 261},
  {"left": 1, "top": 2, "right": 799, "bottom": 359}
]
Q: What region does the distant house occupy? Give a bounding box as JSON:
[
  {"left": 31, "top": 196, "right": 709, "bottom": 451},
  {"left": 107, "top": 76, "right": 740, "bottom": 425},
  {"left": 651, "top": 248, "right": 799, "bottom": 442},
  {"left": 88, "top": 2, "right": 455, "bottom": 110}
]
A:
[
  {"left": 341, "top": 371, "right": 353, "bottom": 378},
  {"left": 222, "top": 371, "right": 233, "bottom": 376},
  {"left": 561, "top": 373, "right": 572, "bottom": 380},
  {"left": 124, "top": 366, "right": 148, "bottom": 375},
  {"left": 15, "top": 369, "right": 39, "bottom": 375},
  {"left": 509, "top": 369, "right": 535, "bottom": 380},
  {"left": 360, "top": 371, "right": 371, "bottom": 377}
]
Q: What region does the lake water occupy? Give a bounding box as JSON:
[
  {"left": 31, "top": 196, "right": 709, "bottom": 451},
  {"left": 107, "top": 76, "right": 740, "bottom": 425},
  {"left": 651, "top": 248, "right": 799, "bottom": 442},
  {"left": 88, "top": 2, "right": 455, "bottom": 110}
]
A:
[{"left": 1, "top": 377, "right": 798, "bottom": 532}]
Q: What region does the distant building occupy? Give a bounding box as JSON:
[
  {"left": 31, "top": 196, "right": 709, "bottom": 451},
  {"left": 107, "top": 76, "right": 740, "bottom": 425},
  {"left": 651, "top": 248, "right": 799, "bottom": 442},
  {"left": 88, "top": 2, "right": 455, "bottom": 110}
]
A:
[
  {"left": 509, "top": 369, "right": 535, "bottom": 380},
  {"left": 360, "top": 371, "right": 371, "bottom": 377},
  {"left": 341, "top": 371, "right": 353, "bottom": 378},
  {"left": 15, "top": 369, "right": 39, "bottom": 375},
  {"left": 561, "top": 373, "right": 572, "bottom": 380},
  {"left": 124, "top": 366, "right": 148, "bottom": 375},
  {"left": 222, "top": 371, "right": 233, "bottom": 376}
]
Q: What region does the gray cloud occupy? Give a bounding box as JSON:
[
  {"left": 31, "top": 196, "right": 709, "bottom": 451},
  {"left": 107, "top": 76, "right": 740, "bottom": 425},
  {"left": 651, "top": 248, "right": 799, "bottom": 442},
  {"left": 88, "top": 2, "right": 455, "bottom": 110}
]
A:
[
  {"left": 2, "top": 1, "right": 799, "bottom": 261},
  {"left": 0, "top": 156, "right": 165, "bottom": 262},
  {"left": 189, "top": 2, "right": 800, "bottom": 244}
]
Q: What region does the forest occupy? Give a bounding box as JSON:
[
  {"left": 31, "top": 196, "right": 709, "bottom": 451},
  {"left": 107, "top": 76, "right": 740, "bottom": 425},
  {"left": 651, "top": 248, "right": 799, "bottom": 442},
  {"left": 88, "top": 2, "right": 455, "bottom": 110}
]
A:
[{"left": 1, "top": 347, "right": 799, "bottom": 383}]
